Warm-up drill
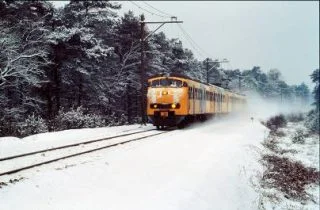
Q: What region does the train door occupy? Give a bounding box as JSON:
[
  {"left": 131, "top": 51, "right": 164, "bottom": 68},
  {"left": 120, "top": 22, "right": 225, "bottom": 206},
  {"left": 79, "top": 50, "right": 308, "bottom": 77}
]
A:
[
  {"left": 214, "top": 92, "right": 218, "bottom": 113},
  {"left": 219, "top": 93, "right": 222, "bottom": 113},
  {"left": 200, "top": 88, "right": 203, "bottom": 114},
  {"left": 201, "top": 88, "right": 206, "bottom": 114},
  {"left": 226, "top": 95, "right": 229, "bottom": 113},
  {"left": 194, "top": 88, "right": 197, "bottom": 114},
  {"left": 188, "top": 86, "right": 192, "bottom": 114},
  {"left": 210, "top": 91, "right": 214, "bottom": 113}
]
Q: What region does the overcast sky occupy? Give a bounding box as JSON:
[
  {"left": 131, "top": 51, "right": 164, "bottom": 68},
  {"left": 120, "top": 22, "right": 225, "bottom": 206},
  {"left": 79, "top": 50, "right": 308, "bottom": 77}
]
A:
[{"left": 52, "top": 1, "right": 319, "bottom": 87}]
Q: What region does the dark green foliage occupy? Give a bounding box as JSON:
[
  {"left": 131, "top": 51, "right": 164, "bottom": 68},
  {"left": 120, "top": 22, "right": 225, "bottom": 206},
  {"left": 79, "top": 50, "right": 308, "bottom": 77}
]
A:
[
  {"left": 265, "top": 114, "right": 287, "bottom": 132},
  {"left": 0, "top": 1, "right": 314, "bottom": 136},
  {"left": 305, "top": 69, "right": 319, "bottom": 134},
  {"left": 292, "top": 129, "right": 306, "bottom": 144},
  {"left": 286, "top": 112, "right": 305, "bottom": 122}
]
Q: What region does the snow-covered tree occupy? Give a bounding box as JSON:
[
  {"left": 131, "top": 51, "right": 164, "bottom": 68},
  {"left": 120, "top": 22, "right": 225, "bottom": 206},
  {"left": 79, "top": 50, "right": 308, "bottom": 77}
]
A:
[
  {"left": 0, "top": 1, "right": 53, "bottom": 136},
  {"left": 305, "top": 69, "right": 319, "bottom": 133}
]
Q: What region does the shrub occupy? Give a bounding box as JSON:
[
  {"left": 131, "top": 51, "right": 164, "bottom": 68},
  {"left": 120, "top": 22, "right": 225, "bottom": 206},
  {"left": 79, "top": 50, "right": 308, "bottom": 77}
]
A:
[
  {"left": 261, "top": 155, "right": 320, "bottom": 200},
  {"left": 292, "top": 128, "right": 306, "bottom": 144},
  {"left": 305, "top": 109, "right": 319, "bottom": 134},
  {"left": 274, "top": 130, "right": 286, "bottom": 137},
  {"left": 286, "top": 112, "right": 305, "bottom": 122},
  {"left": 105, "top": 112, "right": 128, "bottom": 126},
  {"left": 53, "top": 107, "right": 105, "bottom": 131},
  {"left": 18, "top": 114, "right": 48, "bottom": 137},
  {"left": 265, "top": 114, "right": 287, "bottom": 131}
]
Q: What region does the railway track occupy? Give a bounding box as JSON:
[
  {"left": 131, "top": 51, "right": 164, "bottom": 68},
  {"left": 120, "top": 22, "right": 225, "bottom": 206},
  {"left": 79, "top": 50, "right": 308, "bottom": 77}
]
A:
[{"left": 0, "top": 129, "right": 169, "bottom": 177}]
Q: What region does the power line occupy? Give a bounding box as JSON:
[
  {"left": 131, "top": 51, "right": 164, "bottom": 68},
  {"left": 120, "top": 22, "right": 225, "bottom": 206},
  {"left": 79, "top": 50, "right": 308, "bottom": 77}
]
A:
[
  {"left": 130, "top": 1, "right": 168, "bottom": 19},
  {"left": 175, "top": 24, "right": 205, "bottom": 58},
  {"left": 177, "top": 23, "right": 212, "bottom": 58},
  {"left": 141, "top": 1, "right": 173, "bottom": 17}
]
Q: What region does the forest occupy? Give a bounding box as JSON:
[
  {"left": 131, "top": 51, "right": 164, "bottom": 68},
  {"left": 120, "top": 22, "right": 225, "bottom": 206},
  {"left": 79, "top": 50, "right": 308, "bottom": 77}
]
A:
[{"left": 0, "top": 1, "right": 318, "bottom": 137}]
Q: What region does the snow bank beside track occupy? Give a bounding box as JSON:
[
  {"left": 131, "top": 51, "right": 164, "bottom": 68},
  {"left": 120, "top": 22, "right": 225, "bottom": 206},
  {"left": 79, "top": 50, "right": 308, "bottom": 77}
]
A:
[{"left": 0, "top": 115, "right": 268, "bottom": 210}]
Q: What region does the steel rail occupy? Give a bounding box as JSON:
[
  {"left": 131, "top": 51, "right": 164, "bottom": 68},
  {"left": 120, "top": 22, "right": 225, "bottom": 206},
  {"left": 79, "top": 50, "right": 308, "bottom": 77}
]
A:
[
  {"left": 0, "top": 129, "right": 156, "bottom": 162},
  {"left": 0, "top": 131, "right": 169, "bottom": 176}
]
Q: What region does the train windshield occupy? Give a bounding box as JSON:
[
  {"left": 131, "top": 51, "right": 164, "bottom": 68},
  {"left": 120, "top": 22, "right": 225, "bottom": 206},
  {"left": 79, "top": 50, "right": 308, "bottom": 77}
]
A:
[{"left": 150, "top": 79, "right": 183, "bottom": 88}]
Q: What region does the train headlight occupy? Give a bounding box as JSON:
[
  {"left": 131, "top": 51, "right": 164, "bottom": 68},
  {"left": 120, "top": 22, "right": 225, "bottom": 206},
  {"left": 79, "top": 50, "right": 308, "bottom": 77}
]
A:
[
  {"left": 171, "top": 104, "right": 176, "bottom": 109},
  {"left": 162, "top": 91, "right": 168, "bottom": 95},
  {"left": 153, "top": 104, "right": 158, "bottom": 108}
]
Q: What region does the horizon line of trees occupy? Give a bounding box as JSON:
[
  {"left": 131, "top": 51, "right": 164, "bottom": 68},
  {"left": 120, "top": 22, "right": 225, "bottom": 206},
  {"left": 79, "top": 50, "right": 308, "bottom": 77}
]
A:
[{"left": 0, "top": 1, "right": 317, "bottom": 137}]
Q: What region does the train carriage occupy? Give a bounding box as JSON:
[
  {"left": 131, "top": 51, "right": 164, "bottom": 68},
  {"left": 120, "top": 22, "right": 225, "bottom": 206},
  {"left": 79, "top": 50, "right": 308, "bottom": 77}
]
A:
[{"left": 147, "top": 74, "right": 246, "bottom": 129}]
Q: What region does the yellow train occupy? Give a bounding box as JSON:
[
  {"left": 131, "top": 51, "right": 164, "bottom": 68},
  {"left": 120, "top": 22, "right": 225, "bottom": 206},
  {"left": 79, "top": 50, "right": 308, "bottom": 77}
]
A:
[{"left": 147, "top": 74, "right": 246, "bottom": 129}]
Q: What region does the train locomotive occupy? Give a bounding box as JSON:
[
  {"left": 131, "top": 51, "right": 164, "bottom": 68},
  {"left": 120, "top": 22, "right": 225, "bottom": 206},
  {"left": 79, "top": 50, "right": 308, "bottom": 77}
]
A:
[{"left": 147, "top": 74, "right": 246, "bottom": 129}]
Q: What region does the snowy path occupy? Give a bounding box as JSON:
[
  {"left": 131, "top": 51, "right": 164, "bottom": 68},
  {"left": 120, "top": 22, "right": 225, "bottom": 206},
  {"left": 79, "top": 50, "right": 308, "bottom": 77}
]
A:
[{"left": 0, "top": 116, "right": 267, "bottom": 210}]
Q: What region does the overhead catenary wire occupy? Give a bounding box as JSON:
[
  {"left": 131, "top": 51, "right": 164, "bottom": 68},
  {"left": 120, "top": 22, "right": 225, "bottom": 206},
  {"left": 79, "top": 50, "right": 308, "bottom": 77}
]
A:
[
  {"left": 141, "top": 1, "right": 174, "bottom": 17},
  {"left": 175, "top": 24, "right": 205, "bottom": 58},
  {"left": 130, "top": 1, "right": 168, "bottom": 19},
  {"left": 177, "top": 23, "right": 213, "bottom": 59}
]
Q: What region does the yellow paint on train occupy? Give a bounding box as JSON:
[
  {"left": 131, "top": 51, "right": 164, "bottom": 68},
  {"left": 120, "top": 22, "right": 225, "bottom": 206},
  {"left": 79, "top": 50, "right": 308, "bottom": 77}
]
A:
[{"left": 147, "top": 75, "right": 246, "bottom": 128}]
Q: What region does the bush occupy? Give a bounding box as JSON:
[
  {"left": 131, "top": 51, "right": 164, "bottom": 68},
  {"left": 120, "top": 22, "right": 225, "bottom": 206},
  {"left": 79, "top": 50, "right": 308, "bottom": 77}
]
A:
[
  {"left": 261, "top": 154, "right": 320, "bottom": 200},
  {"left": 18, "top": 114, "right": 48, "bottom": 137},
  {"left": 53, "top": 107, "right": 105, "bottom": 131},
  {"left": 305, "top": 109, "right": 319, "bottom": 134},
  {"left": 105, "top": 112, "right": 128, "bottom": 126},
  {"left": 274, "top": 130, "right": 286, "bottom": 137},
  {"left": 265, "top": 114, "right": 287, "bottom": 131},
  {"left": 286, "top": 112, "right": 305, "bottom": 122},
  {"left": 292, "top": 128, "right": 306, "bottom": 144}
]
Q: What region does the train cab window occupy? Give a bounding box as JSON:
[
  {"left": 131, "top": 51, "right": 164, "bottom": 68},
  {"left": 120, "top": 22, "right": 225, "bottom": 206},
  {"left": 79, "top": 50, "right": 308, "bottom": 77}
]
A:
[
  {"left": 183, "top": 82, "right": 188, "bottom": 87},
  {"left": 150, "top": 79, "right": 183, "bottom": 88},
  {"left": 168, "top": 80, "right": 182, "bottom": 87}
]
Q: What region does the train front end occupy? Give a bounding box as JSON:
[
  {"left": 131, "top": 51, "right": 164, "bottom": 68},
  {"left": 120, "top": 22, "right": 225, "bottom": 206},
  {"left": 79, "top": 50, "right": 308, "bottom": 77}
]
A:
[{"left": 147, "top": 77, "right": 188, "bottom": 128}]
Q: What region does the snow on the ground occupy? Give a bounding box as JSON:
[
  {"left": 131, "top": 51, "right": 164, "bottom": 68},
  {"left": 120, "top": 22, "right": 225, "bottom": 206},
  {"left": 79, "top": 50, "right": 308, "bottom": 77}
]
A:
[
  {"left": 0, "top": 130, "right": 162, "bottom": 175},
  {"left": 257, "top": 121, "right": 319, "bottom": 210},
  {"left": 277, "top": 122, "right": 319, "bottom": 170},
  {"left": 0, "top": 124, "right": 153, "bottom": 158},
  {"left": 0, "top": 115, "right": 267, "bottom": 210}
]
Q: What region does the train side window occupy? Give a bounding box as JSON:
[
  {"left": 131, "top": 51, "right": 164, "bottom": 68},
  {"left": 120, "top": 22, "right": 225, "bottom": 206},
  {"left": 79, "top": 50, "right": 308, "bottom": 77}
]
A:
[
  {"left": 189, "top": 87, "right": 192, "bottom": 98},
  {"left": 196, "top": 89, "right": 198, "bottom": 100},
  {"left": 192, "top": 87, "right": 194, "bottom": 98}
]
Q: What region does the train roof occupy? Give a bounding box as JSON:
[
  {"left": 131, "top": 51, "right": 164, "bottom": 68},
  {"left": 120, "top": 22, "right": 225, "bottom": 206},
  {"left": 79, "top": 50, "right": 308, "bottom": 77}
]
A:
[{"left": 148, "top": 73, "right": 246, "bottom": 98}]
